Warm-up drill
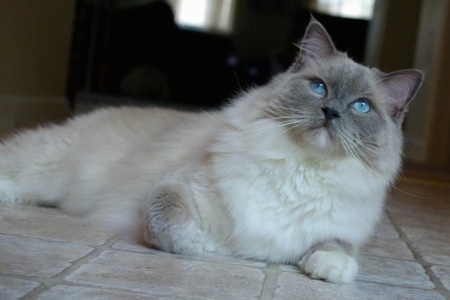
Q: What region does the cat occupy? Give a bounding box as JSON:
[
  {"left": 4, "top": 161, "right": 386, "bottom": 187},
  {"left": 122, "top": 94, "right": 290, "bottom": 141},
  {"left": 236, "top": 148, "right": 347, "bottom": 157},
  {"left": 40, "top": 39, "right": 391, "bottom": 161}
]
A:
[{"left": 0, "top": 18, "right": 422, "bottom": 284}]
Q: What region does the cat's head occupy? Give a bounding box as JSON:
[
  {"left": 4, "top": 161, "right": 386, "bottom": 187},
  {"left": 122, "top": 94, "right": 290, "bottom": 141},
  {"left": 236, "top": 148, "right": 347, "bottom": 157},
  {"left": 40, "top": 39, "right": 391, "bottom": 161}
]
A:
[{"left": 264, "top": 18, "right": 423, "bottom": 170}]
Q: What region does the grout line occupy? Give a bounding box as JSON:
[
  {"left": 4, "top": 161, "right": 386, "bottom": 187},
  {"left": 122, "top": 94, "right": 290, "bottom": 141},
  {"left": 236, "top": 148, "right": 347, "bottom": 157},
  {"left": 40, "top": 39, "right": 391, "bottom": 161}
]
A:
[
  {"left": 259, "top": 264, "right": 280, "bottom": 300},
  {"left": 361, "top": 252, "right": 425, "bottom": 264},
  {"left": 109, "top": 243, "right": 270, "bottom": 270},
  {"left": 19, "top": 236, "right": 119, "bottom": 300},
  {"left": 3, "top": 204, "right": 448, "bottom": 299},
  {"left": 386, "top": 210, "right": 450, "bottom": 299},
  {"left": 16, "top": 236, "right": 270, "bottom": 300}
]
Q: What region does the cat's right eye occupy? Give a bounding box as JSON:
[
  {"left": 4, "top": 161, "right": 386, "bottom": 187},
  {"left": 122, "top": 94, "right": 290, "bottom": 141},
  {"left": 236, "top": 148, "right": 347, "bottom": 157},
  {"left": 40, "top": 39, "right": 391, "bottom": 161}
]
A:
[{"left": 310, "top": 79, "right": 327, "bottom": 96}]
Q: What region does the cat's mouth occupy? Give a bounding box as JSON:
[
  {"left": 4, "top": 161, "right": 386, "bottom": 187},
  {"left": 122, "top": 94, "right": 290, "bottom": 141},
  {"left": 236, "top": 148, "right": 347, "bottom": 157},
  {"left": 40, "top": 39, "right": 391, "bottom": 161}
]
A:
[
  {"left": 302, "top": 116, "right": 342, "bottom": 151},
  {"left": 304, "top": 106, "right": 344, "bottom": 149}
]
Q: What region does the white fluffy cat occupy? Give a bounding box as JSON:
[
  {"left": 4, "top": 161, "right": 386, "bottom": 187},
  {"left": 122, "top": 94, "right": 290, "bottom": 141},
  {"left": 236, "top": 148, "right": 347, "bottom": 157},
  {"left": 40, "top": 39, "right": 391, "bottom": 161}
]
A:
[{"left": 0, "top": 19, "right": 422, "bottom": 284}]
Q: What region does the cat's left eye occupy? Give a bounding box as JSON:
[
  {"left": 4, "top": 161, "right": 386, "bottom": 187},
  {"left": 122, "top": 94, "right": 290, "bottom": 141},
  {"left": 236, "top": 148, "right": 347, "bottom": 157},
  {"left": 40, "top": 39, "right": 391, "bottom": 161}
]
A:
[{"left": 352, "top": 98, "right": 371, "bottom": 114}]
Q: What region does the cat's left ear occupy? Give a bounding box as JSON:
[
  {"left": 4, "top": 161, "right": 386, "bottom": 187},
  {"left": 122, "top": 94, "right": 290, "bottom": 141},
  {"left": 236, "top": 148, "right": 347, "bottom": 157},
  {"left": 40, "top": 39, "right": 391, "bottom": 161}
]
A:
[
  {"left": 381, "top": 69, "right": 424, "bottom": 120},
  {"left": 290, "top": 17, "right": 338, "bottom": 72}
]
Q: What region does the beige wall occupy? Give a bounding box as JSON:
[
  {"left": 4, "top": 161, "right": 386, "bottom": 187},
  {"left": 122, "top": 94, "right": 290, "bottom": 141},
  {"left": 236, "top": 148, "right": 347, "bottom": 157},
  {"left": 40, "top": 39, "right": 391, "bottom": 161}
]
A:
[
  {"left": 424, "top": 1, "right": 450, "bottom": 169},
  {"left": 0, "top": 1, "right": 75, "bottom": 133},
  {"left": 367, "top": 0, "right": 450, "bottom": 172},
  {"left": 0, "top": 0, "right": 76, "bottom": 96},
  {"left": 379, "top": 0, "right": 421, "bottom": 72},
  {"left": 405, "top": 0, "right": 448, "bottom": 165}
]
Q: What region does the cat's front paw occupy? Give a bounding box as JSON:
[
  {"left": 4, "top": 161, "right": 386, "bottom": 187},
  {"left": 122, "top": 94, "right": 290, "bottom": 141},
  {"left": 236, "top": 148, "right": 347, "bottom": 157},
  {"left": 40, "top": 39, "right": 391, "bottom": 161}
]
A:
[{"left": 299, "top": 250, "right": 358, "bottom": 284}]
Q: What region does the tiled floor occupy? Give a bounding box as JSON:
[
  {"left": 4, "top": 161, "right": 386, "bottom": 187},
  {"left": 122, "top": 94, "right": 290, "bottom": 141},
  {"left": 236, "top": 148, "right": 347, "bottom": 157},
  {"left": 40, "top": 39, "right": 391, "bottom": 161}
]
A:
[{"left": 1, "top": 178, "right": 449, "bottom": 299}]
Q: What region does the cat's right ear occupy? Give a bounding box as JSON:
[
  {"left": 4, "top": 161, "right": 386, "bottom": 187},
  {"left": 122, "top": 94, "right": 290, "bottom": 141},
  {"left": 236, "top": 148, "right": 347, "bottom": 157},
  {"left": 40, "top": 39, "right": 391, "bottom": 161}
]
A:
[{"left": 290, "top": 17, "right": 337, "bottom": 72}]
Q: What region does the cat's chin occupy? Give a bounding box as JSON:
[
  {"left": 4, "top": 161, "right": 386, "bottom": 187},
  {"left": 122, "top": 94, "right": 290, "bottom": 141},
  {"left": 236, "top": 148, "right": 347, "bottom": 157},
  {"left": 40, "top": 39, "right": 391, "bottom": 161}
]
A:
[{"left": 303, "top": 127, "right": 340, "bottom": 152}]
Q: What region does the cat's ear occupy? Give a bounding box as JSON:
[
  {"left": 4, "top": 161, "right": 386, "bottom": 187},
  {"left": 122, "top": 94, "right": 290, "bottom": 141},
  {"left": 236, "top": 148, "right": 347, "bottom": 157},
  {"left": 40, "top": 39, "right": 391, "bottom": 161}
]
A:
[
  {"left": 380, "top": 69, "right": 423, "bottom": 120},
  {"left": 290, "top": 17, "right": 337, "bottom": 72}
]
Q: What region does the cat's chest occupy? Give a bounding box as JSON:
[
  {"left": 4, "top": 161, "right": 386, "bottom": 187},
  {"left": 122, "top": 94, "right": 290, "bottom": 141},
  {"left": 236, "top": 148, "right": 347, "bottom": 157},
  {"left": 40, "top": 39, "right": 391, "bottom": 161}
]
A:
[
  {"left": 215, "top": 156, "right": 385, "bottom": 257},
  {"left": 237, "top": 160, "right": 346, "bottom": 223},
  {"left": 231, "top": 158, "right": 347, "bottom": 207}
]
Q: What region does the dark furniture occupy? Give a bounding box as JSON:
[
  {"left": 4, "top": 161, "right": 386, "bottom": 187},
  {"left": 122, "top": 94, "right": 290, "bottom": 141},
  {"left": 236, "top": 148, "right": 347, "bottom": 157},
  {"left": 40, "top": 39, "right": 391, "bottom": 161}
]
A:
[{"left": 67, "top": 1, "right": 236, "bottom": 109}]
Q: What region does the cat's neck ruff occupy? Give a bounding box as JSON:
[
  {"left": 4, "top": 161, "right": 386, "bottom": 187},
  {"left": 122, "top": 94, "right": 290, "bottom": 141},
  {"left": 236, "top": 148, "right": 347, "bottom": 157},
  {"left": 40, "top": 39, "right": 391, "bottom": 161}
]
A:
[{"left": 207, "top": 111, "right": 388, "bottom": 262}]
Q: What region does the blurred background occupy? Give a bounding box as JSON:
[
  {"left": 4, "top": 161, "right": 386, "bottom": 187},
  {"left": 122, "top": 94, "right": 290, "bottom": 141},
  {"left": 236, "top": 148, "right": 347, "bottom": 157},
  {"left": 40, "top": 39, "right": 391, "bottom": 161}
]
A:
[{"left": 0, "top": 0, "right": 449, "bottom": 179}]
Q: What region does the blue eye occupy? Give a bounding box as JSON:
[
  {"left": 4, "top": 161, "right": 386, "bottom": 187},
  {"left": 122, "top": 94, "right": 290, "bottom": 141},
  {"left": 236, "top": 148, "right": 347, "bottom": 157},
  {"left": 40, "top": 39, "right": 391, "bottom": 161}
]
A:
[
  {"left": 310, "top": 79, "right": 327, "bottom": 96},
  {"left": 352, "top": 99, "right": 371, "bottom": 114}
]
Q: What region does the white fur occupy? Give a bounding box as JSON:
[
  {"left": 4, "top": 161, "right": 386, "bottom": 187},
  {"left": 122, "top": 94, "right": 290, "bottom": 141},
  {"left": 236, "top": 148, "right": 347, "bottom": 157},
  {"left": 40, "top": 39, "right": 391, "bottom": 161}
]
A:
[
  {"left": 196, "top": 88, "right": 391, "bottom": 263},
  {"left": 0, "top": 88, "right": 396, "bottom": 278},
  {"left": 0, "top": 18, "right": 418, "bottom": 284},
  {"left": 299, "top": 250, "right": 359, "bottom": 283}
]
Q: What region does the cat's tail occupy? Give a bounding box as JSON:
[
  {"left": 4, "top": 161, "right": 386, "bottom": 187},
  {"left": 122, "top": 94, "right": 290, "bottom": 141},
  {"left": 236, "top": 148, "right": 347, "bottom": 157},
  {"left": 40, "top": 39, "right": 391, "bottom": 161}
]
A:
[{"left": 0, "top": 124, "right": 75, "bottom": 207}]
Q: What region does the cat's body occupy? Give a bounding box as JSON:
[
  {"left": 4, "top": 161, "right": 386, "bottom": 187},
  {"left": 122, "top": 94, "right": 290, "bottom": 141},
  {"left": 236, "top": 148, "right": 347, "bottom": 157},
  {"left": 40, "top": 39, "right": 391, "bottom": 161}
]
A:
[{"left": 0, "top": 20, "right": 423, "bottom": 284}]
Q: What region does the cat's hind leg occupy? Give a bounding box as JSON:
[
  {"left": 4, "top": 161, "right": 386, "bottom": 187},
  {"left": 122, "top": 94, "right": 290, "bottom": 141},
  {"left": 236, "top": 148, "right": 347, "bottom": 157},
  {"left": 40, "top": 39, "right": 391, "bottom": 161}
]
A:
[
  {"left": 299, "top": 240, "right": 359, "bottom": 284},
  {"left": 144, "top": 184, "right": 205, "bottom": 255}
]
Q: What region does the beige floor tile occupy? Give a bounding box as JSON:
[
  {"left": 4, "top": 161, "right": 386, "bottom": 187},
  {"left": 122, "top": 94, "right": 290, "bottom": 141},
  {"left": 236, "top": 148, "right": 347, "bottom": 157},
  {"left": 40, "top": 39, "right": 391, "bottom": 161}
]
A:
[
  {"left": 37, "top": 285, "right": 192, "bottom": 300},
  {"left": 431, "top": 265, "right": 450, "bottom": 292},
  {"left": 370, "top": 221, "right": 400, "bottom": 240},
  {"left": 0, "top": 206, "right": 113, "bottom": 246},
  {"left": 0, "top": 235, "right": 94, "bottom": 277},
  {"left": 0, "top": 276, "right": 40, "bottom": 299},
  {"left": 65, "top": 250, "right": 265, "bottom": 299},
  {"left": 388, "top": 185, "right": 450, "bottom": 219},
  {"left": 401, "top": 226, "right": 450, "bottom": 266},
  {"left": 362, "top": 238, "right": 414, "bottom": 260},
  {"left": 357, "top": 255, "right": 434, "bottom": 289},
  {"left": 389, "top": 212, "right": 450, "bottom": 232},
  {"left": 1, "top": 181, "right": 450, "bottom": 299},
  {"left": 274, "top": 272, "right": 445, "bottom": 300},
  {"left": 112, "top": 237, "right": 268, "bottom": 268},
  {"left": 111, "top": 237, "right": 171, "bottom": 254}
]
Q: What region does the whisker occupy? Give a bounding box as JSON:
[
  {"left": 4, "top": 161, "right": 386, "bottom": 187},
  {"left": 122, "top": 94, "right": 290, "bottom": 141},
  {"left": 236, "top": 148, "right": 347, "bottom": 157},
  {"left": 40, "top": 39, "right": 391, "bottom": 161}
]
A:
[{"left": 337, "top": 129, "right": 426, "bottom": 199}]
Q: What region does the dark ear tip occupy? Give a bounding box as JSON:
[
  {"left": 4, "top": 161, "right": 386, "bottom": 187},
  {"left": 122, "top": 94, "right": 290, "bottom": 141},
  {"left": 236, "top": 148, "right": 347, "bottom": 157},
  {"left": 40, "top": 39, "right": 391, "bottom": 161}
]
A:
[
  {"left": 407, "top": 69, "right": 424, "bottom": 81},
  {"left": 307, "top": 15, "right": 324, "bottom": 29},
  {"left": 416, "top": 70, "right": 424, "bottom": 82},
  {"left": 408, "top": 69, "right": 424, "bottom": 80},
  {"left": 387, "top": 69, "right": 424, "bottom": 87},
  {"left": 290, "top": 15, "right": 336, "bottom": 71},
  {"left": 409, "top": 69, "right": 425, "bottom": 89}
]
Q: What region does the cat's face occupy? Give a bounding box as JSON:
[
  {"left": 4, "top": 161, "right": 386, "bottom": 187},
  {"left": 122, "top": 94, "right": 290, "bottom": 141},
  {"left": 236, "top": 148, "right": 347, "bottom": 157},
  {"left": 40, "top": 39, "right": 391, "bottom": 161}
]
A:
[{"left": 265, "top": 19, "right": 423, "bottom": 168}]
